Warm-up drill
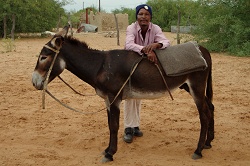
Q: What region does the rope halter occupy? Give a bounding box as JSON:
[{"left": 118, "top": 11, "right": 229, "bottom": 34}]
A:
[{"left": 42, "top": 44, "right": 61, "bottom": 109}]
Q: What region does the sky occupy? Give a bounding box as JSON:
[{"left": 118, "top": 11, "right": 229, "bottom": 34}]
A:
[{"left": 63, "top": 0, "right": 148, "bottom": 13}]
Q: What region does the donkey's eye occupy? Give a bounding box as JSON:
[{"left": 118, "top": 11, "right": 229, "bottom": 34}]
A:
[{"left": 40, "top": 55, "right": 48, "bottom": 61}]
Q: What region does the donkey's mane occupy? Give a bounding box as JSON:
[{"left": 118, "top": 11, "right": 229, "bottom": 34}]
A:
[{"left": 65, "top": 36, "right": 93, "bottom": 50}]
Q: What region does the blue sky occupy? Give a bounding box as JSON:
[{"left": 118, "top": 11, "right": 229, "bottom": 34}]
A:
[{"left": 63, "top": 0, "right": 148, "bottom": 12}]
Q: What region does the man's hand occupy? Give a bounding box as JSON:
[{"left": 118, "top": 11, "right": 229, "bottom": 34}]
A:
[
  {"left": 142, "top": 43, "right": 162, "bottom": 54},
  {"left": 147, "top": 51, "right": 158, "bottom": 64},
  {"left": 142, "top": 43, "right": 162, "bottom": 64}
]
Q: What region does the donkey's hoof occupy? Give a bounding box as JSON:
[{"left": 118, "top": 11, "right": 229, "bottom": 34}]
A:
[
  {"left": 101, "top": 151, "right": 107, "bottom": 156},
  {"left": 192, "top": 153, "right": 202, "bottom": 160},
  {"left": 101, "top": 156, "right": 113, "bottom": 163},
  {"left": 204, "top": 144, "right": 212, "bottom": 149}
]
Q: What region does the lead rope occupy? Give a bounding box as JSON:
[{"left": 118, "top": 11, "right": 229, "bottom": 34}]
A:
[
  {"left": 45, "top": 58, "right": 143, "bottom": 114},
  {"left": 42, "top": 45, "right": 60, "bottom": 109},
  {"left": 41, "top": 45, "right": 143, "bottom": 114},
  {"left": 57, "top": 75, "right": 95, "bottom": 97},
  {"left": 45, "top": 89, "right": 106, "bottom": 114},
  {"left": 42, "top": 45, "right": 173, "bottom": 114},
  {"left": 42, "top": 45, "right": 103, "bottom": 114},
  {"left": 108, "top": 57, "right": 144, "bottom": 106}
]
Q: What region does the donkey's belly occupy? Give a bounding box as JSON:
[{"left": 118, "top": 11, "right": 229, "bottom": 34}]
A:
[{"left": 122, "top": 88, "right": 171, "bottom": 100}]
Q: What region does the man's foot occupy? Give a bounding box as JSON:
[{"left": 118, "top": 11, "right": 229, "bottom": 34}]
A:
[
  {"left": 123, "top": 127, "right": 134, "bottom": 143},
  {"left": 134, "top": 127, "right": 143, "bottom": 137}
]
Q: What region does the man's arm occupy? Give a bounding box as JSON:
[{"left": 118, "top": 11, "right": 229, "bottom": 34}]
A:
[
  {"left": 143, "top": 25, "right": 170, "bottom": 64},
  {"left": 125, "top": 24, "right": 144, "bottom": 54},
  {"left": 154, "top": 25, "right": 170, "bottom": 49}
]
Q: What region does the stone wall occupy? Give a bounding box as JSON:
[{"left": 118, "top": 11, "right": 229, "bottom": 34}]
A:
[{"left": 80, "top": 12, "right": 129, "bottom": 32}]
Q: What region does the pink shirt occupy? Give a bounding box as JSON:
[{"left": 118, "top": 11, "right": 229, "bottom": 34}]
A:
[{"left": 125, "top": 21, "right": 170, "bottom": 55}]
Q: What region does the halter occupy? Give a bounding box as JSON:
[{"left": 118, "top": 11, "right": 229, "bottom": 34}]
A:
[
  {"left": 41, "top": 43, "right": 143, "bottom": 113},
  {"left": 44, "top": 44, "right": 60, "bottom": 54},
  {"left": 41, "top": 44, "right": 103, "bottom": 114},
  {"left": 42, "top": 44, "right": 61, "bottom": 109}
]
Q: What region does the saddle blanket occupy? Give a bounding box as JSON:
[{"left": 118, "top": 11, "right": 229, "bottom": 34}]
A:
[{"left": 155, "top": 41, "right": 208, "bottom": 76}]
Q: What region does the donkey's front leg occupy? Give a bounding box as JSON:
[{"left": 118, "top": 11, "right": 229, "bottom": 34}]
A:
[{"left": 102, "top": 101, "right": 121, "bottom": 162}]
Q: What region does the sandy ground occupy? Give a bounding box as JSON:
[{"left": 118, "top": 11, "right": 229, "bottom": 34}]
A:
[{"left": 0, "top": 31, "right": 249, "bottom": 166}]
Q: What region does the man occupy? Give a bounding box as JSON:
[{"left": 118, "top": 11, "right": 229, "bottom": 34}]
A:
[{"left": 124, "top": 4, "right": 171, "bottom": 143}]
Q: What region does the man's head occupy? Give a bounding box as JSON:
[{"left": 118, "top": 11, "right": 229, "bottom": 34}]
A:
[
  {"left": 136, "top": 4, "right": 152, "bottom": 27},
  {"left": 136, "top": 4, "right": 152, "bottom": 19}
]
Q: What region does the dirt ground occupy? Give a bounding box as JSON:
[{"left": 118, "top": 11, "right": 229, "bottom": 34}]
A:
[{"left": 0, "top": 31, "right": 249, "bottom": 166}]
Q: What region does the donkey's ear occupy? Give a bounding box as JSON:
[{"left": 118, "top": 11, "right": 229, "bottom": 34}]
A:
[
  {"left": 51, "top": 36, "right": 64, "bottom": 49},
  {"left": 55, "top": 36, "right": 64, "bottom": 48},
  {"left": 56, "top": 24, "right": 70, "bottom": 38}
]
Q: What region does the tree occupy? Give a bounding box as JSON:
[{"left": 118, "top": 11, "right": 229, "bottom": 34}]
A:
[
  {"left": 144, "top": 0, "right": 199, "bottom": 31},
  {"left": 0, "top": 0, "right": 11, "bottom": 38},
  {"left": 11, "top": 14, "right": 15, "bottom": 41},
  {"left": 193, "top": 0, "right": 250, "bottom": 56},
  {"left": 0, "top": 0, "right": 69, "bottom": 36}
]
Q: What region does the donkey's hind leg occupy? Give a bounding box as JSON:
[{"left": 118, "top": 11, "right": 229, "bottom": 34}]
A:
[
  {"left": 192, "top": 99, "right": 210, "bottom": 159},
  {"left": 204, "top": 97, "right": 214, "bottom": 149},
  {"left": 187, "top": 81, "right": 210, "bottom": 160},
  {"left": 181, "top": 83, "right": 214, "bottom": 149},
  {"left": 180, "top": 83, "right": 211, "bottom": 156}
]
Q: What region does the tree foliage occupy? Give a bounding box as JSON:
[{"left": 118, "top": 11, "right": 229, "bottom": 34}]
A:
[
  {"left": 115, "top": 0, "right": 249, "bottom": 56},
  {"left": 147, "top": 0, "right": 250, "bottom": 56},
  {"left": 193, "top": 0, "right": 250, "bottom": 56},
  {"left": 0, "top": 0, "right": 67, "bottom": 35},
  {"left": 1, "top": 0, "right": 249, "bottom": 55},
  {"left": 123, "top": 0, "right": 200, "bottom": 31}
]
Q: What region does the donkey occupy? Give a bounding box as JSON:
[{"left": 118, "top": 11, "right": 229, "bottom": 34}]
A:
[{"left": 32, "top": 26, "right": 214, "bottom": 162}]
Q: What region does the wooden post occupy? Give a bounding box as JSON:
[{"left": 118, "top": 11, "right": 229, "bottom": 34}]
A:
[
  {"left": 3, "top": 15, "right": 7, "bottom": 39},
  {"left": 68, "top": 13, "right": 73, "bottom": 36},
  {"left": 86, "top": 8, "right": 88, "bottom": 24},
  {"left": 114, "top": 14, "right": 120, "bottom": 46},
  {"left": 11, "top": 14, "right": 16, "bottom": 41},
  {"left": 99, "top": 0, "right": 101, "bottom": 12},
  {"left": 56, "top": 14, "right": 61, "bottom": 32},
  {"left": 177, "top": 10, "right": 181, "bottom": 44}
]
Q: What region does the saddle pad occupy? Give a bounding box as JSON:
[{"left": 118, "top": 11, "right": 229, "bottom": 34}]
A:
[{"left": 155, "top": 41, "right": 208, "bottom": 76}]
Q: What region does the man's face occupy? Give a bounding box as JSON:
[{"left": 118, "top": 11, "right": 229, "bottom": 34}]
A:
[{"left": 137, "top": 8, "right": 151, "bottom": 27}]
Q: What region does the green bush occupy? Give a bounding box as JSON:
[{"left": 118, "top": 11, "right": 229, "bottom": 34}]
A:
[{"left": 192, "top": 0, "right": 250, "bottom": 56}]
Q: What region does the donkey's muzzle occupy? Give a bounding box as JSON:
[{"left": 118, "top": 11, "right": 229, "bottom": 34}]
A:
[{"left": 32, "top": 71, "right": 44, "bottom": 90}]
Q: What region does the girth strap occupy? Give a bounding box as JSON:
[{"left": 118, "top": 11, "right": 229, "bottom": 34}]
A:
[{"left": 155, "top": 63, "right": 174, "bottom": 100}]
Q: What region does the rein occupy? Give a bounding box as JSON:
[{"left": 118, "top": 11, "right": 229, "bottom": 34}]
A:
[
  {"left": 45, "top": 89, "right": 106, "bottom": 114},
  {"left": 57, "top": 75, "right": 95, "bottom": 97},
  {"left": 46, "top": 58, "right": 143, "bottom": 114},
  {"left": 42, "top": 44, "right": 103, "bottom": 115},
  {"left": 109, "top": 57, "right": 144, "bottom": 106},
  {"left": 107, "top": 56, "right": 174, "bottom": 105},
  {"left": 42, "top": 44, "right": 173, "bottom": 114},
  {"left": 42, "top": 45, "right": 60, "bottom": 109}
]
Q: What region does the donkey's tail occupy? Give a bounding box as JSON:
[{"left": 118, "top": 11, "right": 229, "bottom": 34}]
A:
[
  {"left": 206, "top": 52, "right": 213, "bottom": 102},
  {"left": 206, "top": 66, "right": 213, "bottom": 101}
]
